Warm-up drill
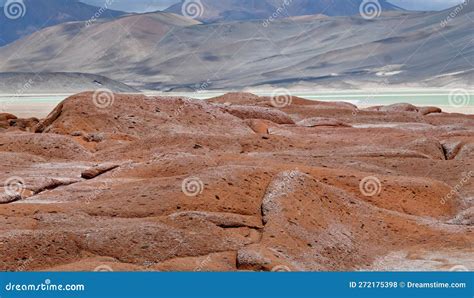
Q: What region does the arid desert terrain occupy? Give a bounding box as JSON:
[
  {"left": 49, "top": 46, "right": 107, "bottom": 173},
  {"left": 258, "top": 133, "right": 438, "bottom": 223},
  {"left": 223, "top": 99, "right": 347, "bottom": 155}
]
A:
[{"left": 0, "top": 91, "right": 472, "bottom": 271}]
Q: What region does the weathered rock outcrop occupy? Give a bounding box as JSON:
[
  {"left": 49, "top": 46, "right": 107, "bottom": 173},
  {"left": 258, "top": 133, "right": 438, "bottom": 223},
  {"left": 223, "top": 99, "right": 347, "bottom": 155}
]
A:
[{"left": 0, "top": 92, "right": 472, "bottom": 272}]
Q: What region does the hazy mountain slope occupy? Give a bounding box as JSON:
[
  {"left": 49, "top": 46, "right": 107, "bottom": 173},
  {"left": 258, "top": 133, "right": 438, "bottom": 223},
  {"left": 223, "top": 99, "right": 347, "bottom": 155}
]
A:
[
  {"left": 165, "top": 0, "right": 278, "bottom": 22},
  {"left": 165, "top": 0, "right": 404, "bottom": 22},
  {"left": 0, "top": 0, "right": 125, "bottom": 46},
  {"left": 0, "top": 7, "right": 471, "bottom": 90},
  {"left": 147, "top": 9, "right": 472, "bottom": 90},
  {"left": 0, "top": 12, "right": 200, "bottom": 87},
  {"left": 439, "top": 0, "right": 474, "bottom": 18},
  {"left": 0, "top": 72, "right": 138, "bottom": 94},
  {"left": 267, "top": 0, "right": 403, "bottom": 16}
]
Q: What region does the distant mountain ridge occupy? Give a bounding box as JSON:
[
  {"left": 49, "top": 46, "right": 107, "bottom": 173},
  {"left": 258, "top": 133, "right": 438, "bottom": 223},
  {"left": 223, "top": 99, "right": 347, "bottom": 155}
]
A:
[
  {"left": 0, "top": 4, "right": 471, "bottom": 91},
  {"left": 165, "top": 0, "right": 404, "bottom": 22},
  {"left": 0, "top": 0, "right": 125, "bottom": 46},
  {"left": 0, "top": 72, "right": 138, "bottom": 94}
]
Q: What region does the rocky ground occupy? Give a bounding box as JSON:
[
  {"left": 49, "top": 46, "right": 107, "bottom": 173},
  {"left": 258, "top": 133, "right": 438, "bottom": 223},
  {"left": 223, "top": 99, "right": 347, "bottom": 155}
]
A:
[{"left": 0, "top": 92, "right": 472, "bottom": 272}]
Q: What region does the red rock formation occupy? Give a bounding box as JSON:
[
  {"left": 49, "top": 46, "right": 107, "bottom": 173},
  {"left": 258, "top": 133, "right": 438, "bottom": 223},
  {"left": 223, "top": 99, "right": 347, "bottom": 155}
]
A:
[{"left": 0, "top": 92, "right": 472, "bottom": 272}]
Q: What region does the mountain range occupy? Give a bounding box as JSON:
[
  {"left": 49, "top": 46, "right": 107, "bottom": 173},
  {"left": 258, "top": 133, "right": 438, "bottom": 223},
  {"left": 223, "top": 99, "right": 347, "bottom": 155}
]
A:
[
  {"left": 165, "top": 0, "right": 404, "bottom": 22},
  {"left": 0, "top": 0, "right": 125, "bottom": 46},
  {"left": 0, "top": 72, "right": 138, "bottom": 94},
  {"left": 1, "top": 0, "right": 404, "bottom": 46},
  {"left": 0, "top": 0, "right": 472, "bottom": 91}
]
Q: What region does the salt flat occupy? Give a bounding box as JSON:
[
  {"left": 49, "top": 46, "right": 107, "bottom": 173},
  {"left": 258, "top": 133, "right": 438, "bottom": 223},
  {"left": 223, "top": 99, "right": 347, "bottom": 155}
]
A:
[{"left": 1, "top": 89, "right": 472, "bottom": 118}]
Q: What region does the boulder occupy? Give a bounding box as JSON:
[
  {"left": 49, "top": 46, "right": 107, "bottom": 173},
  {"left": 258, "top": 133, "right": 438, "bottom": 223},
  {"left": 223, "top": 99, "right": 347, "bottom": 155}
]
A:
[
  {"left": 81, "top": 163, "right": 120, "bottom": 179},
  {"left": 419, "top": 106, "right": 442, "bottom": 115},
  {"left": 8, "top": 117, "right": 40, "bottom": 130},
  {"left": 244, "top": 119, "right": 275, "bottom": 134},
  {"left": 33, "top": 92, "right": 253, "bottom": 137},
  {"left": 0, "top": 113, "right": 17, "bottom": 122},
  {"left": 380, "top": 103, "right": 419, "bottom": 113}
]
